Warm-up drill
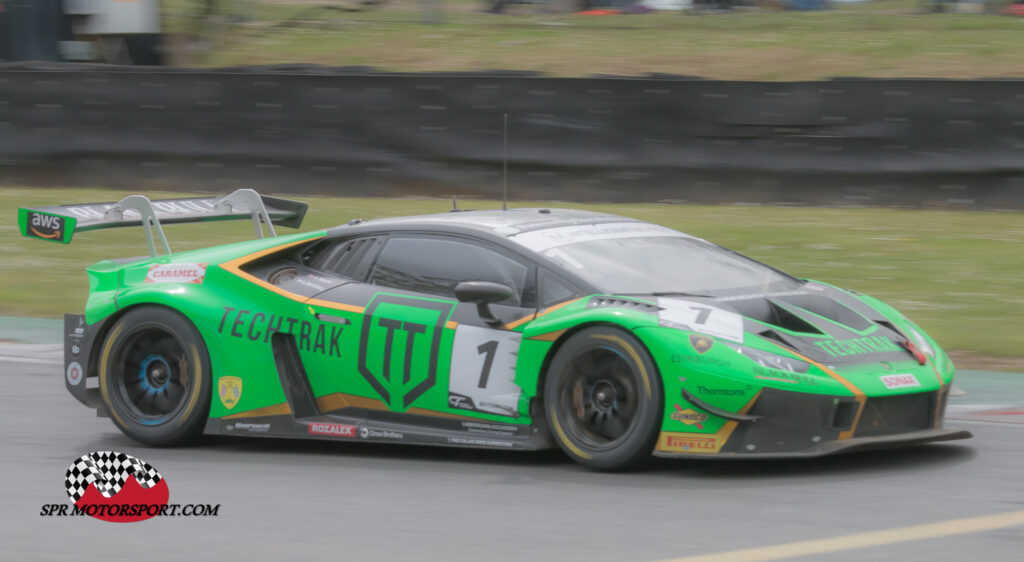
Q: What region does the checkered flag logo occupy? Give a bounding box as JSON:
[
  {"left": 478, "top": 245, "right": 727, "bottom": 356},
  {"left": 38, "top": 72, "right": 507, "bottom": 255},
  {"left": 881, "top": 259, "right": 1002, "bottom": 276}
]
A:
[{"left": 65, "top": 451, "right": 163, "bottom": 504}]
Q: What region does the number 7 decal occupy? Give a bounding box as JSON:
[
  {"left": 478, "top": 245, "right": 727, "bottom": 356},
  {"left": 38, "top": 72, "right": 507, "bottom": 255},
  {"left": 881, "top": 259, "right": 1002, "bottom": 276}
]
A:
[{"left": 689, "top": 306, "right": 711, "bottom": 325}]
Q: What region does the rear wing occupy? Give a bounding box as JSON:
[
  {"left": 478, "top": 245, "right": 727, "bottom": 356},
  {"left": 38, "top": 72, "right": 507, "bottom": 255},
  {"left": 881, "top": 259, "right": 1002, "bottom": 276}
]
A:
[{"left": 18, "top": 189, "right": 307, "bottom": 256}]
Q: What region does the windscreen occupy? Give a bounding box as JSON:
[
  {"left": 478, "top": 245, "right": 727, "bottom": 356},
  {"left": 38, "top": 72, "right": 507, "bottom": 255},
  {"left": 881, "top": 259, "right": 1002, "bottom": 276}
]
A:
[{"left": 510, "top": 222, "right": 800, "bottom": 295}]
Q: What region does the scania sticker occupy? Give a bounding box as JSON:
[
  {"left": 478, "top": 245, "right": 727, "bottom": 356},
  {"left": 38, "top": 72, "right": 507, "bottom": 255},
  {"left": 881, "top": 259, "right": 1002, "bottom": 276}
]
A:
[
  {"left": 66, "top": 361, "right": 83, "bottom": 386},
  {"left": 218, "top": 376, "right": 242, "bottom": 409},
  {"left": 880, "top": 373, "right": 921, "bottom": 390},
  {"left": 308, "top": 423, "right": 357, "bottom": 437},
  {"left": 671, "top": 405, "right": 707, "bottom": 428},
  {"left": 145, "top": 263, "right": 207, "bottom": 284}
]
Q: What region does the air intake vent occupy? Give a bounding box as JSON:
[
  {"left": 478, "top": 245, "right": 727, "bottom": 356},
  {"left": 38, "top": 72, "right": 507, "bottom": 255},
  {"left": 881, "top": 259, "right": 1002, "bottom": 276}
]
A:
[
  {"left": 727, "top": 298, "right": 823, "bottom": 334},
  {"left": 777, "top": 294, "right": 872, "bottom": 331},
  {"left": 587, "top": 297, "right": 661, "bottom": 314},
  {"left": 766, "top": 301, "right": 823, "bottom": 334},
  {"left": 875, "top": 320, "right": 905, "bottom": 338},
  {"left": 758, "top": 329, "right": 795, "bottom": 349}
]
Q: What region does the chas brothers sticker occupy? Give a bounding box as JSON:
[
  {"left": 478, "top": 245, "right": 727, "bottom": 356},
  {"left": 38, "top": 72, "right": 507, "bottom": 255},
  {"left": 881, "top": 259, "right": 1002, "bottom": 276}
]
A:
[{"left": 145, "top": 263, "right": 207, "bottom": 284}]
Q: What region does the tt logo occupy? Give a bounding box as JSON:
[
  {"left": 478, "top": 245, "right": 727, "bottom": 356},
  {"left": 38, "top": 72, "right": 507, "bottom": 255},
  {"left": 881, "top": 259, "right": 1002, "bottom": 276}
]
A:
[
  {"left": 357, "top": 294, "right": 455, "bottom": 410},
  {"left": 377, "top": 319, "right": 427, "bottom": 384}
]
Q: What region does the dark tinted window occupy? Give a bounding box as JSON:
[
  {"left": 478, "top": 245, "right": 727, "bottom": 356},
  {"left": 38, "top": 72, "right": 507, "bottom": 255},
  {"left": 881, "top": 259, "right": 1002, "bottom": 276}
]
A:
[
  {"left": 309, "top": 237, "right": 379, "bottom": 279},
  {"left": 540, "top": 271, "right": 581, "bottom": 307},
  {"left": 369, "top": 237, "right": 529, "bottom": 306}
]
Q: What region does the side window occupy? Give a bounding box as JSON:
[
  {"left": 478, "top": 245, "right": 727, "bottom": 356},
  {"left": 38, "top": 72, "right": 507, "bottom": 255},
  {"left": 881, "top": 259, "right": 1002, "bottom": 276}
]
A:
[
  {"left": 540, "top": 270, "right": 582, "bottom": 307},
  {"left": 307, "top": 237, "right": 379, "bottom": 280},
  {"left": 368, "top": 237, "right": 530, "bottom": 307}
]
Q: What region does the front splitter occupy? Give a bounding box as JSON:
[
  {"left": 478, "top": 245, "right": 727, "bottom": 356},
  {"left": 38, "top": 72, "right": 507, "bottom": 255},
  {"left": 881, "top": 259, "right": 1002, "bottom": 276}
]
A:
[{"left": 652, "top": 427, "right": 972, "bottom": 460}]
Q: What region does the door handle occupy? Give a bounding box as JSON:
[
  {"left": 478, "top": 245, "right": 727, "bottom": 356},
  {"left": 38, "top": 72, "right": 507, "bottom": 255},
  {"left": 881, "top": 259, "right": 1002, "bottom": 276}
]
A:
[{"left": 315, "top": 313, "right": 351, "bottom": 325}]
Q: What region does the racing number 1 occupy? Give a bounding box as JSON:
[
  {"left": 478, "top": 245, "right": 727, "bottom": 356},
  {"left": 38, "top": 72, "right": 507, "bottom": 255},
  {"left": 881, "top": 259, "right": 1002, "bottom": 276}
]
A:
[
  {"left": 448, "top": 326, "right": 523, "bottom": 416},
  {"left": 476, "top": 340, "right": 498, "bottom": 388}
]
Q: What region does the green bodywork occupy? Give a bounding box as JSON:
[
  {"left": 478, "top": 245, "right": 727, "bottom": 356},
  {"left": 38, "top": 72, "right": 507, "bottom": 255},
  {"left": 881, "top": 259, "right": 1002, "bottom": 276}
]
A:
[{"left": 75, "top": 229, "right": 954, "bottom": 437}]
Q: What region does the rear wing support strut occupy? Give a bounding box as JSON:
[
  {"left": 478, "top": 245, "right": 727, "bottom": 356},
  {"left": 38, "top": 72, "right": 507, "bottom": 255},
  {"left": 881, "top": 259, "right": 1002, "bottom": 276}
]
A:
[
  {"left": 107, "top": 189, "right": 278, "bottom": 257},
  {"left": 105, "top": 195, "right": 173, "bottom": 257},
  {"left": 215, "top": 188, "right": 276, "bottom": 240}
]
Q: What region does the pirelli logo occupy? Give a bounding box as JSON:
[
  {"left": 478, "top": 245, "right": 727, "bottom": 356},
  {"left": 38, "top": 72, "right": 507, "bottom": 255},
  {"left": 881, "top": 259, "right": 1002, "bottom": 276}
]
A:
[{"left": 657, "top": 432, "right": 722, "bottom": 454}]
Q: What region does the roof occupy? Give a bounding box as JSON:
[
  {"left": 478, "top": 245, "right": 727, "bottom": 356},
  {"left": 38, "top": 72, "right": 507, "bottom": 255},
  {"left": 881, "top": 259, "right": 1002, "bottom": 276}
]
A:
[{"left": 343, "top": 207, "right": 639, "bottom": 238}]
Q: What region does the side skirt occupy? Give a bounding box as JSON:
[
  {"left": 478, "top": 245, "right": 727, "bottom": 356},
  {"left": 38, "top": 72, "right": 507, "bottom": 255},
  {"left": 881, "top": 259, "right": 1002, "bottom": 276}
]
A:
[
  {"left": 203, "top": 412, "right": 551, "bottom": 451},
  {"left": 203, "top": 333, "right": 553, "bottom": 451}
]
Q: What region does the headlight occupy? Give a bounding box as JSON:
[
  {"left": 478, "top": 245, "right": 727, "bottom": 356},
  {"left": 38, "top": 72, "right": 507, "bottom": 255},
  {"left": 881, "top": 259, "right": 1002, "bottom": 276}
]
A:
[
  {"left": 904, "top": 324, "right": 935, "bottom": 358},
  {"left": 725, "top": 344, "right": 810, "bottom": 373}
]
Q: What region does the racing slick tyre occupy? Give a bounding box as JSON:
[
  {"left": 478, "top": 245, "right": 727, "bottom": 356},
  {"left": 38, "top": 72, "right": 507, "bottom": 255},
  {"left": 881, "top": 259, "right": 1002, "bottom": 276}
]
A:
[
  {"left": 98, "top": 306, "right": 211, "bottom": 446},
  {"left": 544, "top": 326, "right": 663, "bottom": 471}
]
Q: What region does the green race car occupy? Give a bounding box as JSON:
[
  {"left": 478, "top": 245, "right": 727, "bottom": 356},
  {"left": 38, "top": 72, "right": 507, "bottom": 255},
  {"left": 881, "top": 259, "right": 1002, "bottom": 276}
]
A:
[{"left": 20, "top": 190, "right": 971, "bottom": 470}]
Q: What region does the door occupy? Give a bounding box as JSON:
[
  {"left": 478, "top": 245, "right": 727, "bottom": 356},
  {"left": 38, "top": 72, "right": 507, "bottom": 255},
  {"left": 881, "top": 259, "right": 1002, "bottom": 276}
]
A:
[{"left": 356, "top": 234, "right": 537, "bottom": 419}]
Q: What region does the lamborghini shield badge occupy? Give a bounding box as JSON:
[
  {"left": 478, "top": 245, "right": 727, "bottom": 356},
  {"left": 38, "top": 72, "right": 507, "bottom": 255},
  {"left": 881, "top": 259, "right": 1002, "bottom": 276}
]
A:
[{"left": 689, "top": 334, "right": 714, "bottom": 354}]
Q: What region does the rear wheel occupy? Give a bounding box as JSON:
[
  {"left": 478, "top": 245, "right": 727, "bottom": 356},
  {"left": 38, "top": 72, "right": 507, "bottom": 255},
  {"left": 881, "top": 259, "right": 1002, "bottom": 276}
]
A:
[
  {"left": 98, "top": 306, "right": 211, "bottom": 445},
  {"left": 543, "top": 326, "right": 663, "bottom": 471}
]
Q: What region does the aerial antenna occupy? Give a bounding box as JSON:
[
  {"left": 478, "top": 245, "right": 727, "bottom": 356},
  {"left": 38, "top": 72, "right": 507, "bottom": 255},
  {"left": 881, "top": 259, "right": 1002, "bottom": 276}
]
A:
[
  {"left": 502, "top": 113, "right": 508, "bottom": 211},
  {"left": 451, "top": 195, "right": 459, "bottom": 212}
]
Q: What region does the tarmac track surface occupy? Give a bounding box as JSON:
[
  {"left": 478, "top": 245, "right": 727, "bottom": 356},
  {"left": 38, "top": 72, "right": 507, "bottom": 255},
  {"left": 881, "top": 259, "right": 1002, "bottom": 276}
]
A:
[{"left": 2, "top": 344, "right": 1023, "bottom": 562}]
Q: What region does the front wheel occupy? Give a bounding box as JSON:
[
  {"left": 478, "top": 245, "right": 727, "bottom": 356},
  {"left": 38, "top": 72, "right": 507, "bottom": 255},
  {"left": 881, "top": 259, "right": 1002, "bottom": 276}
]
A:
[
  {"left": 543, "top": 326, "right": 663, "bottom": 471},
  {"left": 98, "top": 306, "right": 211, "bottom": 445}
]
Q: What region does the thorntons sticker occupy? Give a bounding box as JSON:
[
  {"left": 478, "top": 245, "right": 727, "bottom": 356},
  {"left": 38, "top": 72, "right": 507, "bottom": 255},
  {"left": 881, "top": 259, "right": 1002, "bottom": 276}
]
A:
[
  {"left": 145, "top": 263, "right": 207, "bottom": 284},
  {"left": 879, "top": 373, "right": 921, "bottom": 390}
]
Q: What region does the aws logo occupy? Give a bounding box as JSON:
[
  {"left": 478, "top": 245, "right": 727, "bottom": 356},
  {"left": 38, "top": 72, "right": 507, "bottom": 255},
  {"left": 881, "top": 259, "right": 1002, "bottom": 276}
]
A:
[{"left": 27, "top": 212, "right": 65, "bottom": 240}]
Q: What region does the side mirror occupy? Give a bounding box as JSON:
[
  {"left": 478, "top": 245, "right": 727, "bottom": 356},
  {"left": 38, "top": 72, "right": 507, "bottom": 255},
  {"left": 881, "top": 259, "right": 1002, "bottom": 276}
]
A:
[{"left": 454, "top": 281, "right": 513, "bottom": 327}]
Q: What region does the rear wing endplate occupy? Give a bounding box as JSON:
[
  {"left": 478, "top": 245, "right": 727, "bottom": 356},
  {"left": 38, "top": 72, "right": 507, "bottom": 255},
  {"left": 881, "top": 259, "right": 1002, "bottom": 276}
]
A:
[{"left": 18, "top": 189, "right": 307, "bottom": 257}]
